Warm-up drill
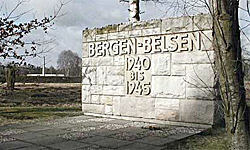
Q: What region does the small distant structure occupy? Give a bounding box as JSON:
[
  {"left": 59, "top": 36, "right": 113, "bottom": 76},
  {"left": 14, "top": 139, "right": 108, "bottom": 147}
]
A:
[{"left": 27, "top": 57, "right": 64, "bottom": 77}]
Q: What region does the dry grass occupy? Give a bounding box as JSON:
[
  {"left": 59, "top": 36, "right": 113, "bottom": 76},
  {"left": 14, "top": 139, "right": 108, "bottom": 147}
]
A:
[{"left": 0, "top": 83, "right": 82, "bottom": 126}]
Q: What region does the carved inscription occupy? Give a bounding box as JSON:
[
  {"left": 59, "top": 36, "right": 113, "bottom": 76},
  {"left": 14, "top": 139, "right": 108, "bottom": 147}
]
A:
[
  {"left": 125, "top": 55, "right": 152, "bottom": 96},
  {"left": 88, "top": 32, "right": 201, "bottom": 57}
]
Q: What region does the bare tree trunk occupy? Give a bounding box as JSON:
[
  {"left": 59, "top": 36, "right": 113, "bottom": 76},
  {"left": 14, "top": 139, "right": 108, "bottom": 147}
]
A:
[
  {"left": 5, "top": 66, "right": 15, "bottom": 91},
  {"left": 212, "top": 0, "right": 250, "bottom": 149},
  {"left": 129, "top": 0, "right": 140, "bottom": 22}
]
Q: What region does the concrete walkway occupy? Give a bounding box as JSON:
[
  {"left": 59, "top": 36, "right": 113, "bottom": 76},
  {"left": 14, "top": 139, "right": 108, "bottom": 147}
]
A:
[{"left": 0, "top": 115, "right": 207, "bottom": 150}]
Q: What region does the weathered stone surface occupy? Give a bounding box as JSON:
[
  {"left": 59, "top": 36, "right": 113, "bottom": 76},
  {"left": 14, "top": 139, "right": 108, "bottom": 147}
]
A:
[
  {"left": 186, "top": 64, "right": 215, "bottom": 88},
  {"left": 82, "top": 104, "right": 105, "bottom": 114},
  {"left": 132, "top": 20, "right": 161, "bottom": 30},
  {"left": 96, "top": 34, "right": 108, "bottom": 41},
  {"left": 92, "top": 57, "right": 113, "bottom": 66},
  {"left": 155, "top": 99, "right": 180, "bottom": 121},
  {"left": 113, "top": 97, "right": 121, "bottom": 116},
  {"left": 82, "top": 67, "right": 96, "bottom": 85},
  {"left": 103, "top": 86, "right": 124, "bottom": 96},
  {"left": 107, "top": 66, "right": 124, "bottom": 76},
  {"left": 90, "top": 85, "right": 103, "bottom": 95},
  {"left": 179, "top": 100, "right": 214, "bottom": 124},
  {"left": 108, "top": 32, "right": 119, "bottom": 40},
  {"left": 129, "top": 30, "right": 142, "bottom": 37},
  {"left": 82, "top": 58, "right": 91, "bottom": 67},
  {"left": 105, "top": 105, "right": 113, "bottom": 115},
  {"left": 186, "top": 88, "right": 215, "bottom": 100},
  {"left": 171, "top": 64, "right": 186, "bottom": 76},
  {"left": 193, "top": 14, "right": 212, "bottom": 30},
  {"left": 142, "top": 28, "right": 161, "bottom": 36},
  {"left": 96, "top": 66, "right": 107, "bottom": 85},
  {"left": 152, "top": 76, "right": 185, "bottom": 98},
  {"left": 114, "top": 56, "right": 125, "bottom": 66},
  {"left": 91, "top": 95, "right": 100, "bottom": 104},
  {"left": 200, "top": 30, "right": 213, "bottom": 51},
  {"left": 100, "top": 96, "right": 113, "bottom": 105},
  {"left": 83, "top": 43, "right": 89, "bottom": 58},
  {"left": 152, "top": 54, "right": 171, "bottom": 75},
  {"left": 120, "top": 97, "right": 155, "bottom": 119},
  {"left": 172, "top": 51, "right": 214, "bottom": 64},
  {"left": 82, "top": 15, "right": 216, "bottom": 125},
  {"left": 162, "top": 16, "right": 193, "bottom": 33},
  {"left": 119, "top": 23, "right": 132, "bottom": 32},
  {"left": 118, "top": 31, "right": 130, "bottom": 39},
  {"left": 83, "top": 29, "right": 96, "bottom": 42},
  {"left": 107, "top": 75, "right": 124, "bottom": 86}
]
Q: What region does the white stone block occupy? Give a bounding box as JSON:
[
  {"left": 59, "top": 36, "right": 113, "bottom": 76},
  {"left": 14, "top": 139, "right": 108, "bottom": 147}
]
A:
[
  {"left": 92, "top": 57, "right": 113, "bottom": 66},
  {"left": 103, "top": 86, "right": 124, "bottom": 96},
  {"left": 91, "top": 95, "right": 100, "bottom": 104},
  {"left": 100, "top": 96, "right": 113, "bottom": 105},
  {"left": 179, "top": 100, "right": 214, "bottom": 124},
  {"left": 82, "top": 88, "right": 91, "bottom": 103},
  {"left": 82, "top": 67, "right": 96, "bottom": 85},
  {"left": 107, "top": 75, "right": 124, "bottom": 86},
  {"left": 108, "top": 32, "right": 119, "bottom": 40},
  {"left": 96, "top": 66, "right": 107, "bottom": 85},
  {"left": 82, "top": 58, "right": 91, "bottom": 67},
  {"left": 118, "top": 31, "right": 129, "bottom": 39},
  {"left": 82, "top": 104, "right": 105, "bottom": 114},
  {"left": 105, "top": 105, "right": 113, "bottom": 115},
  {"left": 96, "top": 34, "right": 108, "bottom": 41},
  {"left": 162, "top": 16, "right": 193, "bottom": 34},
  {"left": 186, "top": 64, "right": 215, "bottom": 88},
  {"left": 152, "top": 54, "right": 171, "bottom": 75},
  {"left": 114, "top": 56, "right": 125, "bottom": 66},
  {"left": 113, "top": 97, "right": 121, "bottom": 116},
  {"left": 186, "top": 88, "right": 215, "bottom": 100},
  {"left": 129, "top": 30, "right": 142, "bottom": 37},
  {"left": 120, "top": 97, "right": 155, "bottom": 119},
  {"left": 193, "top": 14, "right": 212, "bottom": 30},
  {"left": 171, "top": 64, "right": 186, "bottom": 76},
  {"left": 119, "top": 24, "right": 132, "bottom": 32},
  {"left": 172, "top": 51, "right": 214, "bottom": 64},
  {"left": 155, "top": 98, "right": 180, "bottom": 110},
  {"left": 90, "top": 85, "right": 103, "bottom": 95},
  {"left": 83, "top": 29, "right": 96, "bottom": 42},
  {"left": 107, "top": 66, "right": 124, "bottom": 76},
  {"left": 82, "top": 43, "right": 89, "bottom": 58},
  {"left": 152, "top": 76, "right": 186, "bottom": 98},
  {"left": 142, "top": 28, "right": 161, "bottom": 36},
  {"left": 200, "top": 30, "right": 213, "bottom": 51}
]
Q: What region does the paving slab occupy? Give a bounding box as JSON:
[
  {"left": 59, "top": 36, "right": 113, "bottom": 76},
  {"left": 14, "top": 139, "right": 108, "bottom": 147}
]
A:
[
  {"left": 117, "top": 142, "right": 164, "bottom": 150},
  {"left": 48, "top": 140, "right": 90, "bottom": 150},
  {"left": 0, "top": 115, "right": 208, "bottom": 150},
  {"left": 12, "top": 145, "right": 47, "bottom": 150},
  {"left": 25, "top": 136, "right": 66, "bottom": 146},
  {"left": 78, "top": 135, "right": 106, "bottom": 144},
  {"left": 22, "top": 126, "right": 52, "bottom": 132},
  {"left": 9, "top": 132, "right": 46, "bottom": 140},
  {"left": 38, "top": 129, "right": 72, "bottom": 136},
  {"left": 58, "top": 132, "right": 93, "bottom": 140},
  {"left": 0, "top": 141, "right": 32, "bottom": 150},
  {"left": 136, "top": 136, "right": 176, "bottom": 146},
  {"left": 90, "top": 137, "right": 132, "bottom": 149}
]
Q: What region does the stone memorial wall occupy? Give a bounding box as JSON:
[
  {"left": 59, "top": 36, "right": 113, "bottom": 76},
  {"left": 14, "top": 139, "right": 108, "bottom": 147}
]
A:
[{"left": 82, "top": 14, "right": 217, "bottom": 126}]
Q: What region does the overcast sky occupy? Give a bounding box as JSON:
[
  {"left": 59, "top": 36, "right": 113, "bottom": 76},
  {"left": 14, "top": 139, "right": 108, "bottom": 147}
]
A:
[{"left": 1, "top": 0, "right": 250, "bottom": 68}]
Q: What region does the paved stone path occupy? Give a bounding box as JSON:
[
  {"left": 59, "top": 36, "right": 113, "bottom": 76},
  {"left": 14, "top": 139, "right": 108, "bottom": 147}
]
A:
[{"left": 0, "top": 115, "right": 207, "bottom": 150}]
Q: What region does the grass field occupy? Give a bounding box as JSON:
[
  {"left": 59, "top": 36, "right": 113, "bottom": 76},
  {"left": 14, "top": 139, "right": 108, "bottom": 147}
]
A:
[{"left": 0, "top": 83, "right": 83, "bottom": 126}]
